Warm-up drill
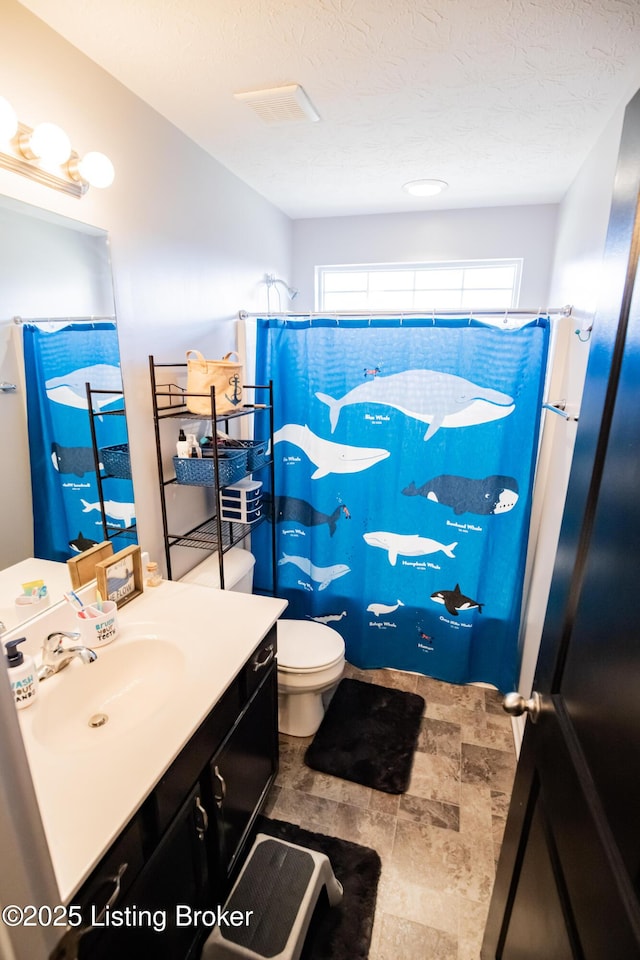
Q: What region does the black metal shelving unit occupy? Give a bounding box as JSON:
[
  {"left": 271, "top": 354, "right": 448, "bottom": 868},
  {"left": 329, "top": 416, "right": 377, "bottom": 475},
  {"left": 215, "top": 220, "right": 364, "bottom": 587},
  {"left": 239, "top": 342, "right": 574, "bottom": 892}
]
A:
[
  {"left": 148, "top": 355, "right": 277, "bottom": 592},
  {"left": 86, "top": 382, "right": 138, "bottom": 546}
]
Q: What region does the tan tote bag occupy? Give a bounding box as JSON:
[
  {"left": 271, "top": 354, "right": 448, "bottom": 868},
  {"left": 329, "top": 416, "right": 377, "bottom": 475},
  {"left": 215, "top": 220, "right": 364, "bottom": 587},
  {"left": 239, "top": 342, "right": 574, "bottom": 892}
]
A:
[{"left": 185, "top": 350, "right": 243, "bottom": 416}]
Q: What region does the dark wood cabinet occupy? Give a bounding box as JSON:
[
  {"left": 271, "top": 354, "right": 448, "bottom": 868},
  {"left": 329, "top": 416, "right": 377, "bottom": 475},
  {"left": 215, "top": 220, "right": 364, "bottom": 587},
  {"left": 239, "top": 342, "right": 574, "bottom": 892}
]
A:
[
  {"left": 208, "top": 656, "right": 278, "bottom": 896},
  {"left": 68, "top": 630, "right": 279, "bottom": 960}
]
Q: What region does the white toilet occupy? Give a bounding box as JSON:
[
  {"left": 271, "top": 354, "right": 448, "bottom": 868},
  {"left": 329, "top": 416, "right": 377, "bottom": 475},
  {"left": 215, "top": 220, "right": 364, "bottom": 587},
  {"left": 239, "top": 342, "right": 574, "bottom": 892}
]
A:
[{"left": 180, "top": 548, "right": 345, "bottom": 736}]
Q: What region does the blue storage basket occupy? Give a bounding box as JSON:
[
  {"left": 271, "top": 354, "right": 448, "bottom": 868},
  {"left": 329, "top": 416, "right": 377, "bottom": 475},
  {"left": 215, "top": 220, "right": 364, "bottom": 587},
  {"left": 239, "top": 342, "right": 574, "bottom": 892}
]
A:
[
  {"left": 234, "top": 439, "right": 270, "bottom": 472},
  {"left": 100, "top": 443, "right": 132, "bottom": 479},
  {"left": 173, "top": 448, "right": 247, "bottom": 487}
]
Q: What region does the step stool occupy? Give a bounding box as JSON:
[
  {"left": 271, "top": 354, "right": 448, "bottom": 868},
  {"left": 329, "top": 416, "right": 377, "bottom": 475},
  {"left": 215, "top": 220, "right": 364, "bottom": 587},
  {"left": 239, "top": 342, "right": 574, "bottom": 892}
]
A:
[{"left": 201, "top": 834, "right": 343, "bottom": 960}]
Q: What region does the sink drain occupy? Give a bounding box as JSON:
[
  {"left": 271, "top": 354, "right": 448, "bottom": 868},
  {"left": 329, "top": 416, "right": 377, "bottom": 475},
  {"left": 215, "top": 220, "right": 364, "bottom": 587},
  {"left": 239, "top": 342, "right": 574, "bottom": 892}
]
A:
[{"left": 88, "top": 713, "right": 109, "bottom": 728}]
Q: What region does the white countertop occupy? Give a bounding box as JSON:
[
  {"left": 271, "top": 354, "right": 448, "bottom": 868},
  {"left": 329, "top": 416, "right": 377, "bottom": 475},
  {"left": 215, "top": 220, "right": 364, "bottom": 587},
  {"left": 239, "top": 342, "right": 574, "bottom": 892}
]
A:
[
  {"left": 17, "top": 580, "right": 287, "bottom": 903},
  {"left": 0, "top": 558, "right": 71, "bottom": 633}
]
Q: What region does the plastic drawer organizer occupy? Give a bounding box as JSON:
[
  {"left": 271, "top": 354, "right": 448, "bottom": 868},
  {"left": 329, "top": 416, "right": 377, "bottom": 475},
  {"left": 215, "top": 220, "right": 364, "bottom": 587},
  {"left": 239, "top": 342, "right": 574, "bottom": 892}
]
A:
[{"left": 220, "top": 479, "right": 263, "bottom": 524}]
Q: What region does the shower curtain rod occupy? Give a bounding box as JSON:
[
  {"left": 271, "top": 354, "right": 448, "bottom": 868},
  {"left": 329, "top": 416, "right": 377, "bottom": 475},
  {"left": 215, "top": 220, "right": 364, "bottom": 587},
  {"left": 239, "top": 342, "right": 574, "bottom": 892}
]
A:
[
  {"left": 238, "top": 305, "right": 572, "bottom": 320},
  {"left": 12, "top": 314, "right": 116, "bottom": 324}
]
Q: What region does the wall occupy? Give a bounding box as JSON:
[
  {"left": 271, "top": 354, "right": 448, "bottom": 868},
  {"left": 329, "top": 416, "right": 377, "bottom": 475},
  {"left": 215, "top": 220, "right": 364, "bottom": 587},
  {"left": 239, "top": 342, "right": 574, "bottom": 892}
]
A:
[
  {"left": 515, "top": 95, "right": 635, "bottom": 716},
  {"left": 0, "top": 3, "right": 292, "bottom": 956},
  {"left": 0, "top": 0, "right": 292, "bottom": 575},
  {"left": 292, "top": 203, "right": 559, "bottom": 311}
]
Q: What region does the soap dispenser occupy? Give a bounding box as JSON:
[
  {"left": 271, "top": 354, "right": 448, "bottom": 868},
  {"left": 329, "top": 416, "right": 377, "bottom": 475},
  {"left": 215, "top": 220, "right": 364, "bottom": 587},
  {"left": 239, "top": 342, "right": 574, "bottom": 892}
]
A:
[{"left": 5, "top": 637, "right": 39, "bottom": 710}]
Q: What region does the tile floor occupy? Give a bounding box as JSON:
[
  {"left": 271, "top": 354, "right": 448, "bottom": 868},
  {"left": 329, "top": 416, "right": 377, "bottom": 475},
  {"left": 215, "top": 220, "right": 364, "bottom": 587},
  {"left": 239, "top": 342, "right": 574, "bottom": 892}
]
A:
[{"left": 263, "top": 662, "right": 517, "bottom": 960}]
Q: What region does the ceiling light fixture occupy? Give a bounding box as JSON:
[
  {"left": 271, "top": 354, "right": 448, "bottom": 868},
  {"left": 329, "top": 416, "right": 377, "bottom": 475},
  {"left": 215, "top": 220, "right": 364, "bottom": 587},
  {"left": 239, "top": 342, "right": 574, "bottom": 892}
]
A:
[
  {"left": 0, "top": 96, "right": 115, "bottom": 197},
  {"left": 402, "top": 179, "right": 449, "bottom": 197}
]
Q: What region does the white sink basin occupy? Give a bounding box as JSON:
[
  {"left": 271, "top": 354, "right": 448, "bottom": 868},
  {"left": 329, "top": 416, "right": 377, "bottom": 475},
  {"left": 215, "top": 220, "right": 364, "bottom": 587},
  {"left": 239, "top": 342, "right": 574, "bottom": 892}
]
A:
[{"left": 31, "top": 635, "right": 185, "bottom": 752}]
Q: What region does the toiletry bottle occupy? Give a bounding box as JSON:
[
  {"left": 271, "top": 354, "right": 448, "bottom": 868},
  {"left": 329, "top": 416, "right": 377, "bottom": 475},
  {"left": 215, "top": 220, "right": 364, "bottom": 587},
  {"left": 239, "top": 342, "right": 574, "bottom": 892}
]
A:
[
  {"left": 176, "top": 429, "right": 190, "bottom": 459},
  {"left": 145, "top": 562, "right": 162, "bottom": 587},
  {"left": 186, "top": 433, "right": 202, "bottom": 458},
  {"left": 5, "top": 637, "right": 39, "bottom": 710}
]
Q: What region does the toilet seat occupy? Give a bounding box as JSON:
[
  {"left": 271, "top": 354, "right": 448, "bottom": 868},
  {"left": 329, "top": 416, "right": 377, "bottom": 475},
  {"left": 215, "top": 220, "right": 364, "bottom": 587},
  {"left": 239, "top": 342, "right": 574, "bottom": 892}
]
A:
[{"left": 277, "top": 620, "right": 345, "bottom": 673}]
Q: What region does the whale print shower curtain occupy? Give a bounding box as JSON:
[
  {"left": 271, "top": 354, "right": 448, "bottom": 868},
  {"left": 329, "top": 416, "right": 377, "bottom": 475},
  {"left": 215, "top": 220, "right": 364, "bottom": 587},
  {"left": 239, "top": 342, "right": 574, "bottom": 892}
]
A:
[
  {"left": 253, "top": 316, "right": 549, "bottom": 692},
  {"left": 23, "top": 322, "right": 135, "bottom": 563}
]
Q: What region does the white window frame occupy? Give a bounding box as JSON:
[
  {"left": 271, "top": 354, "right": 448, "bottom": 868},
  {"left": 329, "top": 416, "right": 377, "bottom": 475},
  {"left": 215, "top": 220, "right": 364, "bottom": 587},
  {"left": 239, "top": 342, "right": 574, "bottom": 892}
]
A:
[{"left": 314, "top": 259, "right": 523, "bottom": 313}]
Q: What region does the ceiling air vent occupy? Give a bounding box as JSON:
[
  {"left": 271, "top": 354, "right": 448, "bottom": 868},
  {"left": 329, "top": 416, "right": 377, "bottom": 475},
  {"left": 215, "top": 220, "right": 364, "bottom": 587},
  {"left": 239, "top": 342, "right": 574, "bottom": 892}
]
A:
[{"left": 233, "top": 83, "right": 320, "bottom": 125}]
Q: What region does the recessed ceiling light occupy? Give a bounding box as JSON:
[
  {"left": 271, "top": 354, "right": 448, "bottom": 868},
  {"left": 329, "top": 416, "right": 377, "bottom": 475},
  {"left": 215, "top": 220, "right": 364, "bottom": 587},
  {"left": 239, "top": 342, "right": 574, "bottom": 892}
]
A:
[{"left": 402, "top": 179, "right": 448, "bottom": 197}]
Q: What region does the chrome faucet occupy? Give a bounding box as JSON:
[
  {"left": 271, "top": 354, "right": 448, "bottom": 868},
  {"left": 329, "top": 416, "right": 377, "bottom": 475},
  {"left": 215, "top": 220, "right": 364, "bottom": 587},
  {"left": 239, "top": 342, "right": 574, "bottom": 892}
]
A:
[{"left": 38, "top": 631, "right": 98, "bottom": 680}]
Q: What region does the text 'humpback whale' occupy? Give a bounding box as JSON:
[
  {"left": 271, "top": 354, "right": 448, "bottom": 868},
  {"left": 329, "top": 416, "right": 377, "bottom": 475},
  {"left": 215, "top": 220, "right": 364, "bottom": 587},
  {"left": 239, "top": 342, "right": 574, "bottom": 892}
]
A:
[
  {"left": 273, "top": 423, "right": 389, "bottom": 479},
  {"left": 316, "top": 369, "right": 514, "bottom": 440}
]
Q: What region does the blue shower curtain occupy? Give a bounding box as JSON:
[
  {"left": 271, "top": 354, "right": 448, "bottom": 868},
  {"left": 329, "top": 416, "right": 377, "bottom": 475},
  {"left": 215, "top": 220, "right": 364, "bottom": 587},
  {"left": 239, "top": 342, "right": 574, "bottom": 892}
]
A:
[
  {"left": 253, "top": 316, "right": 549, "bottom": 692},
  {"left": 23, "top": 322, "right": 136, "bottom": 562}
]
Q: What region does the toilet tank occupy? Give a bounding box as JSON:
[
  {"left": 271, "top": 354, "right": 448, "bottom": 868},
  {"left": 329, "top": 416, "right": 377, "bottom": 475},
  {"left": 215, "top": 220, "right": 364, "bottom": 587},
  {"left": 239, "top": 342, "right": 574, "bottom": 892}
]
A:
[{"left": 179, "top": 547, "right": 255, "bottom": 593}]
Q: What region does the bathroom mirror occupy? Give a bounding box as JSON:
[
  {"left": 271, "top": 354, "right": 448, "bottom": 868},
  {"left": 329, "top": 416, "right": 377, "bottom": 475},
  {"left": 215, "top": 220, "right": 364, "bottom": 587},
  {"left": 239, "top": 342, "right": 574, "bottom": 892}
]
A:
[{"left": 0, "top": 194, "right": 134, "bottom": 632}]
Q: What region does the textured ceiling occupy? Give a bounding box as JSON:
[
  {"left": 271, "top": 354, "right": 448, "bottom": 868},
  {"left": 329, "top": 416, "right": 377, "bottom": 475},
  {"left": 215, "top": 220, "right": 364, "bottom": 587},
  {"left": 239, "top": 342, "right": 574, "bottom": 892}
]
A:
[{"left": 18, "top": 0, "right": 640, "bottom": 219}]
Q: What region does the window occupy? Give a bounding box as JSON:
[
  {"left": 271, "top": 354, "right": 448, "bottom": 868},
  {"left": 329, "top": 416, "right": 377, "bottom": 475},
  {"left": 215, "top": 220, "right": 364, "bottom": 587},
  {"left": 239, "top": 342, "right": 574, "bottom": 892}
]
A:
[{"left": 315, "top": 260, "right": 522, "bottom": 312}]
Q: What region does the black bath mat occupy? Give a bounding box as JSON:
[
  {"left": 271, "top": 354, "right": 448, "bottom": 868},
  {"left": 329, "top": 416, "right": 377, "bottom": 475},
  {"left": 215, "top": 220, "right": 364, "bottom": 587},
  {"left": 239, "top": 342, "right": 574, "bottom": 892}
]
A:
[
  {"left": 254, "top": 815, "right": 381, "bottom": 960},
  {"left": 304, "top": 678, "right": 425, "bottom": 794}
]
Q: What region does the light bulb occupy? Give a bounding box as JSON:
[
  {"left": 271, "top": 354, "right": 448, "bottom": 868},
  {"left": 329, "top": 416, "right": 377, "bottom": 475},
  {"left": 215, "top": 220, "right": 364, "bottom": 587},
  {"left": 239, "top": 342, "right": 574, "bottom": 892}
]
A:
[
  {"left": 29, "top": 122, "right": 72, "bottom": 165},
  {"left": 0, "top": 96, "right": 18, "bottom": 142},
  {"left": 77, "top": 151, "right": 115, "bottom": 188},
  {"left": 402, "top": 179, "right": 448, "bottom": 197}
]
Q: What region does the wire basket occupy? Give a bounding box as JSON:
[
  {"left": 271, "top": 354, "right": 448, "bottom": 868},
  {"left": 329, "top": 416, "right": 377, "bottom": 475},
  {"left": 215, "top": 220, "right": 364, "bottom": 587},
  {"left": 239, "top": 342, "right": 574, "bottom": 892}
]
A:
[
  {"left": 99, "top": 443, "right": 132, "bottom": 479},
  {"left": 173, "top": 449, "right": 248, "bottom": 487}
]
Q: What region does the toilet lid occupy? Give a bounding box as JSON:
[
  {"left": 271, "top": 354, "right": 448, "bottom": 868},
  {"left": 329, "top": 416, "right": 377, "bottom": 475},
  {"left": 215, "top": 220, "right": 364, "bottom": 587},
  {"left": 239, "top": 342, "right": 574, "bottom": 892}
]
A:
[{"left": 277, "top": 619, "right": 345, "bottom": 671}]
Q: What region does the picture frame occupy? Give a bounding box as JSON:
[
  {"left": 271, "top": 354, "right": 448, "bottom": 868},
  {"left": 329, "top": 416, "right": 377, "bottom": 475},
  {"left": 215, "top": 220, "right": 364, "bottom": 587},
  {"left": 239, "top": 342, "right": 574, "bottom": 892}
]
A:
[
  {"left": 67, "top": 540, "right": 114, "bottom": 589},
  {"left": 95, "top": 544, "right": 143, "bottom": 609}
]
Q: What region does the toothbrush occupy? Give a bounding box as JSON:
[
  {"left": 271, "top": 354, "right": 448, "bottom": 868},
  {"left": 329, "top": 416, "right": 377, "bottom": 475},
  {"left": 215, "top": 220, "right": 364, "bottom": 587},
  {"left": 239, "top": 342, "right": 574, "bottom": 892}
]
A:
[{"left": 64, "top": 591, "right": 84, "bottom": 612}]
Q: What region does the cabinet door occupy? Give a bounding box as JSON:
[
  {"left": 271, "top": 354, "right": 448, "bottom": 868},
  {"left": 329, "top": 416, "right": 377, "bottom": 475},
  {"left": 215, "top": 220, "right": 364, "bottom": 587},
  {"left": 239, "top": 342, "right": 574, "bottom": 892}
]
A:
[
  {"left": 78, "top": 784, "right": 209, "bottom": 960},
  {"left": 210, "top": 663, "right": 278, "bottom": 890}
]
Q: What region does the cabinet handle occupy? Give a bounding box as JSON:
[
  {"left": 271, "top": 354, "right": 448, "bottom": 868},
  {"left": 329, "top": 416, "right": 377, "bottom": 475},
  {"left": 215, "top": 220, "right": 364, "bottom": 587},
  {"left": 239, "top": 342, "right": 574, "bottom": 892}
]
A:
[
  {"left": 49, "top": 863, "right": 128, "bottom": 960},
  {"left": 252, "top": 643, "right": 275, "bottom": 672},
  {"left": 213, "top": 764, "right": 226, "bottom": 809},
  {"left": 195, "top": 795, "right": 208, "bottom": 839},
  {"left": 93, "top": 862, "right": 128, "bottom": 923}
]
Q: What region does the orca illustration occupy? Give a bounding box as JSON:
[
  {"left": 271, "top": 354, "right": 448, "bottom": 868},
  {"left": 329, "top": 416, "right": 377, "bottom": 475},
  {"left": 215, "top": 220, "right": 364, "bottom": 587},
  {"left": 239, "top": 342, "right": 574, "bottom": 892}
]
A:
[
  {"left": 264, "top": 494, "right": 349, "bottom": 536},
  {"left": 51, "top": 442, "right": 102, "bottom": 478},
  {"left": 403, "top": 474, "right": 519, "bottom": 516},
  {"left": 430, "top": 584, "right": 483, "bottom": 616},
  {"left": 316, "top": 369, "right": 514, "bottom": 441},
  {"left": 363, "top": 530, "right": 457, "bottom": 566},
  {"left": 277, "top": 553, "right": 350, "bottom": 591},
  {"left": 273, "top": 423, "right": 389, "bottom": 479},
  {"left": 68, "top": 531, "right": 99, "bottom": 553}
]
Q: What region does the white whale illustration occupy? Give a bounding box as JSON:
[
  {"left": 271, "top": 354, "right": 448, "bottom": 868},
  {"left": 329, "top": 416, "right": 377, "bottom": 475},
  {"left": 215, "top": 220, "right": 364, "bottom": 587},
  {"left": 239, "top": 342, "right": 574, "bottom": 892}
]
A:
[
  {"left": 307, "top": 611, "right": 348, "bottom": 624},
  {"left": 316, "top": 369, "right": 514, "bottom": 441},
  {"left": 273, "top": 423, "right": 389, "bottom": 479},
  {"left": 45, "top": 363, "right": 123, "bottom": 412},
  {"left": 363, "top": 531, "right": 457, "bottom": 566},
  {"left": 278, "top": 553, "right": 351, "bottom": 590},
  {"left": 367, "top": 599, "right": 405, "bottom": 617},
  {"left": 81, "top": 498, "right": 136, "bottom": 527}
]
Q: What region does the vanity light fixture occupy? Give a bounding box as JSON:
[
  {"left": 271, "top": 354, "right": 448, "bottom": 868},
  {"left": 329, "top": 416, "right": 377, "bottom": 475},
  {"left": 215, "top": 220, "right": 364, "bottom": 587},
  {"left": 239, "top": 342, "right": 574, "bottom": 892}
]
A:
[
  {"left": 402, "top": 179, "right": 449, "bottom": 197},
  {"left": 0, "top": 96, "right": 114, "bottom": 198}
]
